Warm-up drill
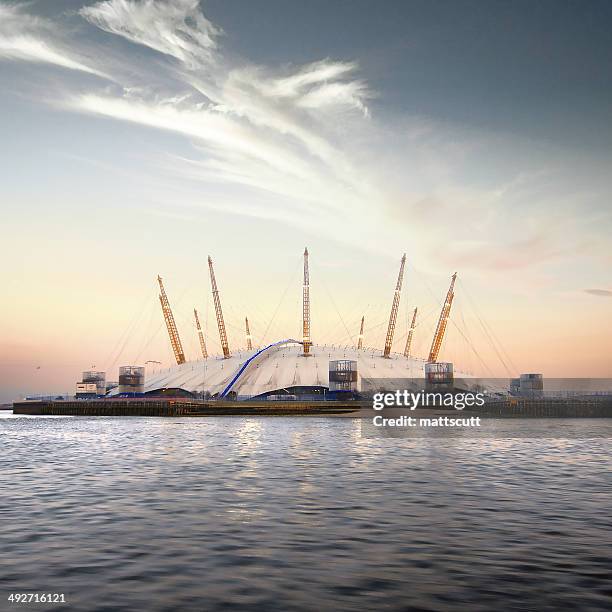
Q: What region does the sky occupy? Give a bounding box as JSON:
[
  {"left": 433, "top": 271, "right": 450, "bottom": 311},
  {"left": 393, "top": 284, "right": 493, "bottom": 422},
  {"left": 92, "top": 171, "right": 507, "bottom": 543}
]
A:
[{"left": 1, "top": 0, "right": 611, "bottom": 401}]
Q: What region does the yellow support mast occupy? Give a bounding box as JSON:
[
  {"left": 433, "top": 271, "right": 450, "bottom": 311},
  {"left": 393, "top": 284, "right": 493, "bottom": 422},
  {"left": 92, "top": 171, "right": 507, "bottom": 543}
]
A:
[
  {"left": 383, "top": 254, "right": 406, "bottom": 357},
  {"left": 157, "top": 275, "right": 186, "bottom": 365},
  {"left": 428, "top": 273, "right": 457, "bottom": 363},
  {"left": 403, "top": 307, "right": 418, "bottom": 358},
  {"left": 302, "top": 247, "right": 311, "bottom": 355},
  {"left": 357, "top": 315, "right": 365, "bottom": 349},
  {"left": 245, "top": 316, "right": 253, "bottom": 351},
  {"left": 208, "top": 256, "right": 231, "bottom": 359},
  {"left": 193, "top": 308, "right": 208, "bottom": 359}
]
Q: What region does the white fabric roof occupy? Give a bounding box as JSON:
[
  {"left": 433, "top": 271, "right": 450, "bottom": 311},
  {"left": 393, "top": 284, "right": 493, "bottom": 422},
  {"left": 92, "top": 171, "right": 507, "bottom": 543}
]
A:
[{"left": 117, "top": 341, "right": 474, "bottom": 398}]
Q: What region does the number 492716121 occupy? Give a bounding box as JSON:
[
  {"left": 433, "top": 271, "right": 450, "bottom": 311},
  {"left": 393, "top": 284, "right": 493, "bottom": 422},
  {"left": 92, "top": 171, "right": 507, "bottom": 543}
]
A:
[{"left": 8, "top": 593, "right": 66, "bottom": 604}]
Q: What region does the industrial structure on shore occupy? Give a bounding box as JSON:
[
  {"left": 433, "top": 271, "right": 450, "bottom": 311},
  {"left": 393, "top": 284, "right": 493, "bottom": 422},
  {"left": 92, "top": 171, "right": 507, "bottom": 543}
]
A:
[{"left": 101, "top": 249, "right": 466, "bottom": 400}]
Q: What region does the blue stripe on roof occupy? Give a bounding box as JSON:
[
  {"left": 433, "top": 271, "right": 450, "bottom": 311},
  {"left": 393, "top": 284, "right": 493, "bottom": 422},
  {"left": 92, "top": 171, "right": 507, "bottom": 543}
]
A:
[{"left": 220, "top": 339, "right": 303, "bottom": 398}]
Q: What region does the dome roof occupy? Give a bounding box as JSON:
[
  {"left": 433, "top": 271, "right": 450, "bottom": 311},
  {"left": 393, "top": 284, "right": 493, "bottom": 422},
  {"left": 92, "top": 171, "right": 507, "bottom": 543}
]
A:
[{"left": 115, "top": 340, "right": 473, "bottom": 399}]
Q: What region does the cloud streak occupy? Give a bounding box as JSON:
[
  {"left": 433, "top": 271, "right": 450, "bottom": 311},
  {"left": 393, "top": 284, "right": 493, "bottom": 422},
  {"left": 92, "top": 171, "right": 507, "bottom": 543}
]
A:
[
  {"left": 80, "top": 0, "right": 220, "bottom": 67},
  {"left": 0, "top": 4, "right": 107, "bottom": 77}
]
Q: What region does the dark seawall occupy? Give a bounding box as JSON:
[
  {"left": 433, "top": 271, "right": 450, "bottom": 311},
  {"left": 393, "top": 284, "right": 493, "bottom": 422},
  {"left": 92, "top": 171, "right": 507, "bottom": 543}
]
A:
[
  {"left": 12, "top": 399, "right": 362, "bottom": 417},
  {"left": 12, "top": 397, "right": 612, "bottom": 417},
  {"left": 476, "top": 397, "right": 612, "bottom": 418}
]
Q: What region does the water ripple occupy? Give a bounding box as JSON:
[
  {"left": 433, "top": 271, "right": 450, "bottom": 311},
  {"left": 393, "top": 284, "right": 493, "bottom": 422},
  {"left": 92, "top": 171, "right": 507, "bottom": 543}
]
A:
[{"left": 0, "top": 416, "right": 610, "bottom": 611}]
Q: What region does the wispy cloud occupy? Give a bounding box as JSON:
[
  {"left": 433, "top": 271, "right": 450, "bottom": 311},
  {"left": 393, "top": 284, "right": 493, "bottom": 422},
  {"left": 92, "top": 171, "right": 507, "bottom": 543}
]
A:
[
  {"left": 0, "top": 4, "right": 107, "bottom": 77},
  {"left": 80, "top": 0, "right": 220, "bottom": 67},
  {"left": 1, "top": 0, "right": 610, "bottom": 284},
  {"left": 585, "top": 288, "right": 612, "bottom": 297},
  {"left": 68, "top": 0, "right": 377, "bottom": 236}
]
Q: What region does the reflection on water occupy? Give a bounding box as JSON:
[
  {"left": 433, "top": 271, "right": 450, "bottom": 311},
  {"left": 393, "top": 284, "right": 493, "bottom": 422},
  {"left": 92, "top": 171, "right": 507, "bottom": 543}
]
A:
[{"left": 0, "top": 415, "right": 610, "bottom": 611}]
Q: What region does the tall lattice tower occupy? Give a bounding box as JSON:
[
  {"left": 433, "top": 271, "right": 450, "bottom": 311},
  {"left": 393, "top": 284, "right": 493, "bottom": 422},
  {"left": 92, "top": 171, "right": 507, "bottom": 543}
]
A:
[
  {"left": 302, "top": 247, "right": 312, "bottom": 355},
  {"left": 428, "top": 273, "right": 457, "bottom": 363},
  {"left": 357, "top": 315, "right": 365, "bottom": 349},
  {"left": 208, "top": 256, "right": 230, "bottom": 359},
  {"left": 403, "top": 307, "right": 418, "bottom": 358},
  {"left": 193, "top": 308, "right": 208, "bottom": 359},
  {"left": 157, "top": 275, "right": 186, "bottom": 365},
  {"left": 245, "top": 317, "right": 253, "bottom": 351},
  {"left": 383, "top": 254, "right": 406, "bottom": 357}
]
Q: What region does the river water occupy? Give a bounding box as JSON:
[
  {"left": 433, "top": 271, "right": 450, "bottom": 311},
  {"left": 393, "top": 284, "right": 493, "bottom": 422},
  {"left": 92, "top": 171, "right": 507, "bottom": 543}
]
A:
[{"left": 0, "top": 413, "right": 610, "bottom": 611}]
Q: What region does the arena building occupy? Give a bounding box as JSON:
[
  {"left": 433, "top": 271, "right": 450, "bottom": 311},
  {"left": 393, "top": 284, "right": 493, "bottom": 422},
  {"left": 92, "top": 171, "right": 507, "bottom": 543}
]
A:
[{"left": 110, "top": 250, "right": 474, "bottom": 400}]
